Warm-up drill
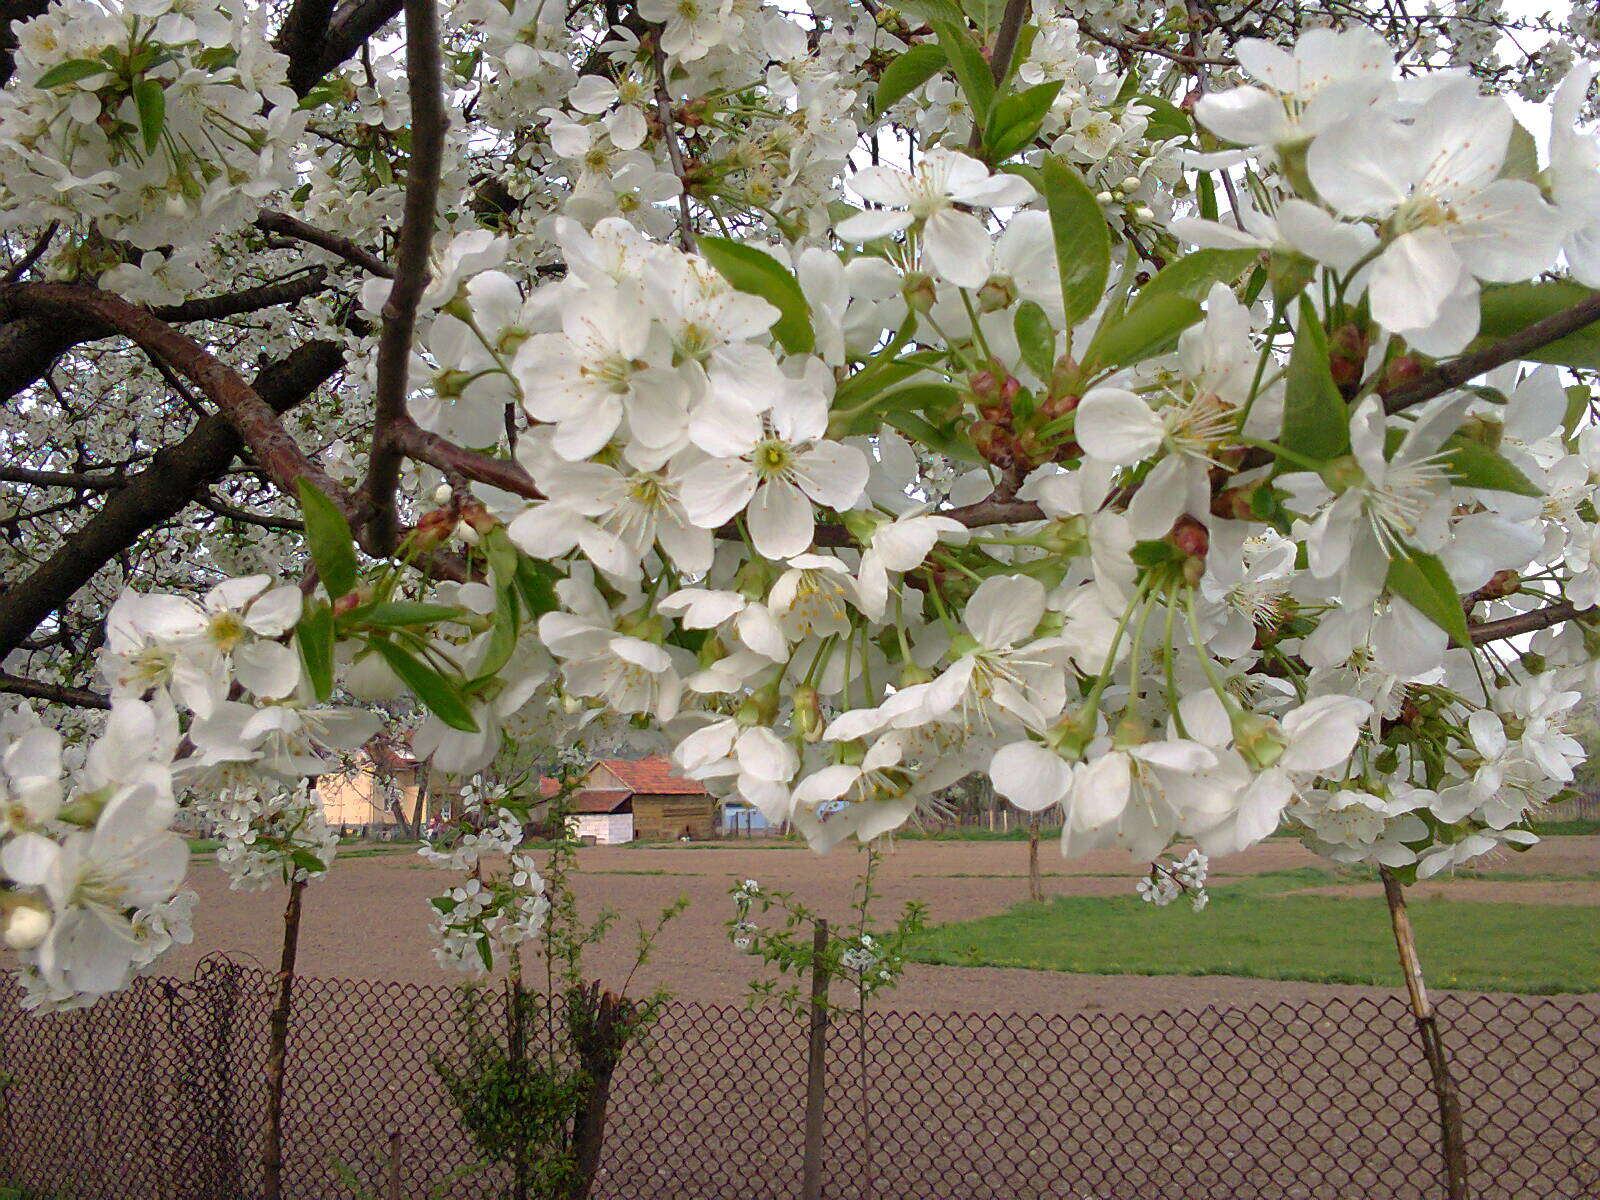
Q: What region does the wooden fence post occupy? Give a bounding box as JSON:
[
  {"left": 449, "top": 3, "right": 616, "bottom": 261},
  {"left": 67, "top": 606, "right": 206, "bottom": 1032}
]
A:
[
  {"left": 800, "top": 919, "right": 830, "bottom": 1200},
  {"left": 1381, "top": 868, "right": 1471, "bottom": 1200}
]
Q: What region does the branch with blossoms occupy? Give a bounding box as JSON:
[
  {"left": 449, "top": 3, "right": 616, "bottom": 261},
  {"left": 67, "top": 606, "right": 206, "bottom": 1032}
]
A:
[{"left": 4, "top": 0, "right": 1600, "bottom": 1029}]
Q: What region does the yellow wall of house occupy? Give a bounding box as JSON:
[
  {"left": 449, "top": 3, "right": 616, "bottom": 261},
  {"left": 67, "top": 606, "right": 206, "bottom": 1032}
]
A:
[{"left": 319, "top": 769, "right": 421, "bottom": 828}]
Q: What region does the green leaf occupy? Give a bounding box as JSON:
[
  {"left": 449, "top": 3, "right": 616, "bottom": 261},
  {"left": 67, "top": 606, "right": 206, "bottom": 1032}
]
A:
[
  {"left": 133, "top": 77, "right": 164, "bottom": 155},
  {"left": 35, "top": 59, "right": 108, "bottom": 88},
  {"left": 1280, "top": 297, "right": 1351, "bottom": 464},
  {"left": 1126, "top": 248, "right": 1260, "bottom": 314},
  {"left": 474, "top": 582, "right": 521, "bottom": 684},
  {"left": 984, "top": 80, "right": 1063, "bottom": 161},
  {"left": 1500, "top": 118, "right": 1538, "bottom": 181},
  {"left": 353, "top": 601, "right": 463, "bottom": 628},
  {"left": 371, "top": 639, "right": 480, "bottom": 732},
  {"left": 290, "top": 848, "right": 327, "bottom": 875},
  {"left": 1387, "top": 548, "right": 1470, "bottom": 648},
  {"left": 697, "top": 236, "right": 815, "bottom": 355},
  {"left": 1013, "top": 301, "right": 1055, "bottom": 379},
  {"left": 893, "top": 0, "right": 965, "bottom": 23},
  {"left": 934, "top": 21, "right": 994, "bottom": 122},
  {"left": 296, "top": 602, "right": 335, "bottom": 702},
  {"left": 1441, "top": 435, "right": 1540, "bottom": 496},
  {"left": 961, "top": 0, "right": 1006, "bottom": 32},
  {"left": 841, "top": 382, "right": 962, "bottom": 436},
  {"left": 514, "top": 557, "right": 559, "bottom": 618},
  {"left": 1477, "top": 282, "right": 1600, "bottom": 371},
  {"left": 1041, "top": 156, "right": 1110, "bottom": 326},
  {"left": 1082, "top": 293, "right": 1201, "bottom": 371},
  {"left": 874, "top": 43, "right": 947, "bottom": 114},
  {"left": 882, "top": 410, "right": 984, "bottom": 464},
  {"left": 295, "top": 479, "right": 358, "bottom": 598},
  {"left": 1130, "top": 539, "right": 1178, "bottom": 567},
  {"left": 1129, "top": 94, "right": 1191, "bottom": 142},
  {"left": 1564, "top": 383, "right": 1592, "bottom": 436}
]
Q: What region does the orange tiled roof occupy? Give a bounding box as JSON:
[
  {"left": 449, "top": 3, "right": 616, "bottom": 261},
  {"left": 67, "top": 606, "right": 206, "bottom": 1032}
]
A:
[{"left": 595, "top": 756, "right": 705, "bottom": 795}]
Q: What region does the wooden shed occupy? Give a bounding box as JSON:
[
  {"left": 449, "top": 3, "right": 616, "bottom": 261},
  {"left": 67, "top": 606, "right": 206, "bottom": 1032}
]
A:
[{"left": 585, "top": 758, "right": 715, "bottom": 841}]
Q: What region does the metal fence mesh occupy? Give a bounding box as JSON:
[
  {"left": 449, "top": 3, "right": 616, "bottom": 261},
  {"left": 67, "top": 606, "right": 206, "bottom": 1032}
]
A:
[{"left": 1, "top": 956, "right": 1596, "bottom": 1199}]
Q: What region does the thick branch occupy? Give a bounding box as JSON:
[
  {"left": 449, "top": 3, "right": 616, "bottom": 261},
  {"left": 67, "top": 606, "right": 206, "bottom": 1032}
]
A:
[
  {"left": 1383, "top": 289, "right": 1600, "bottom": 414},
  {"left": 390, "top": 419, "right": 542, "bottom": 499},
  {"left": 274, "top": 0, "right": 339, "bottom": 91},
  {"left": 0, "top": 339, "right": 345, "bottom": 657},
  {"left": 256, "top": 209, "right": 394, "bottom": 278},
  {"left": 3, "top": 283, "right": 353, "bottom": 509},
  {"left": 0, "top": 672, "right": 110, "bottom": 710},
  {"left": 0, "top": 269, "right": 330, "bottom": 407},
  {"left": 362, "top": 0, "right": 447, "bottom": 553},
  {"left": 1468, "top": 600, "right": 1590, "bottom": 646},
  {"left": 289, "top": 0, "right": 404, "bottom": 96}
]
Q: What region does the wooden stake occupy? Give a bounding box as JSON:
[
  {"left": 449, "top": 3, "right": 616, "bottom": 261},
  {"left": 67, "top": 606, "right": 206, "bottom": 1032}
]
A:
[{"left": 1381, "top": 867, "right": 1471, "bottom": 1200}]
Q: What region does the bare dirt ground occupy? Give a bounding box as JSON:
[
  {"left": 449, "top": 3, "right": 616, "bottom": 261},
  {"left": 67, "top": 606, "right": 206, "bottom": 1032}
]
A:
[{"left": 157, "top": 834, "right": 1600, "bottom": 1015}]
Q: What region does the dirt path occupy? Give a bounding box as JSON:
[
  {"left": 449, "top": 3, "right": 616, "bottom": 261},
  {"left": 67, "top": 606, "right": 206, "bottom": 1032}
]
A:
[{"left": 145, "top": 835, "right": 1600, "bottom": 1014}]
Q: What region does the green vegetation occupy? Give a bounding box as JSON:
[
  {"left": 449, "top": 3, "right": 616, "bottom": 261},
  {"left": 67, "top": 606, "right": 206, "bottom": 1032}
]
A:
[
  {"left": 906, "top": 869, "right": 1600, "bottom": 995},
  {"left": 1535, "top": 817, "right": 1600, "bottom": 836}
]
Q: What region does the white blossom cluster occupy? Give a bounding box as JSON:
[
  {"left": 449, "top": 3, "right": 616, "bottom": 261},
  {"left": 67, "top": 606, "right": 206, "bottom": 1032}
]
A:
[
  {"left": 2, "top": 0, "right": 1600, "bottom": 1010},
  {"left": 1136, "top": 848, "right": 1210, "bottom": 911},
  {"left": 427, "top": 853, "right": 550, "bottom": 974},
  {"left": 0, "top": 0, "right": 304, "bottom": 254},
  {"left": 195, "top": 779, "right": 339, "bottom": 891},
  {"left": 0, "top": 575, "right": 378, "bottom": 1005}
]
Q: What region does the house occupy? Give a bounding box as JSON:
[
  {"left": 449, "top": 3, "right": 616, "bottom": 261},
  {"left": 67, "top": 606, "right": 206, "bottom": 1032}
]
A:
[
  {"left": 542, "top": 757, "right": 716, "bottom": 843},
  {"left": 568, "top": 788, "right": 635, "bottom": 844},
  {"left": 317, "top": 742, "right": 433, "bottom": 836}
]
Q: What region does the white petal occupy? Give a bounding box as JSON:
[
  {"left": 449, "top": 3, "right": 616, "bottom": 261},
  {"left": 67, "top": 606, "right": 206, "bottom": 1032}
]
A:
[
  {"left": 990, "top": 743, "right": 1071, "bottom": 812},
  {"left": 1074, "top": 388, "right": 1163, "bottom": 465},
  {"left": 747, "top": 479, "right": 814, "bottom": 559},
  {"left": 923, "top": 208, "right": 994, "bottom": 289}
]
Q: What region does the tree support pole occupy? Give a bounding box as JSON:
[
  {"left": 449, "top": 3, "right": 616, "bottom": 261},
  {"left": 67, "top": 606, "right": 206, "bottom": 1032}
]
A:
[{"left": 1381, "top": 867, "right": 1470, "bottom": 1200}]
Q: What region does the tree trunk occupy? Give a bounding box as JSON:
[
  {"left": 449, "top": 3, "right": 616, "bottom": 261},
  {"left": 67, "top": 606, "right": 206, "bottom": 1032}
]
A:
[
  {"left": 1380, "top": 868, "right": 1471, "bottom": 1200},
  {"left": 801, "top": 919, "right": 831, "bottom": 1200},
  {"left": 262, "top": 879, "right": 306, "bottom": 1200},
  {"left": 567, "top": 983, "right": 631, "bottom": 1200}
]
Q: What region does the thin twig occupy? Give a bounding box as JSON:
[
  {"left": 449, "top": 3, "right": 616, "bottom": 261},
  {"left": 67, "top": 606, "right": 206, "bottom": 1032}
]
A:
[
  {"left": 3, "top": 222, "right": 57, "bottom": 283},
  {"left": 649, "top": 31, "right": 696, "bottom": 252},
  {"left": 362, "top": 0, "right": 447, "bottom": 553},
  {"left": 1383, "top": 290, "right": 1600, "bottom": 414},
  {"left": 0, "top": 672, "right": 110, "bottom": 709},
  {"left": 255, "top": 209, "right": 394, "bottom": 278}
]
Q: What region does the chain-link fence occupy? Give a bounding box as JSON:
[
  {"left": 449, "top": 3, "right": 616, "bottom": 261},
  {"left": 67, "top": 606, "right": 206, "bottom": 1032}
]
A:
[{"left": 0, "top": 956, "right": 1596, "bottom": 1199}]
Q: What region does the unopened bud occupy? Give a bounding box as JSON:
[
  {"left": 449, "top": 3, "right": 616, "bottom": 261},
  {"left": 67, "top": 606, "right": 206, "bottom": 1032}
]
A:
[
  {"left": 976, "top": 274, "right": 1017, "bottom": 313},
  {"left": 793, "top": 685, "right": 823, "bottom": 742},
  {"left": 433, "top": 483, "right": 454, "bottom": 505},
  {"left": 1, "top": 895, "right": 51, "bottom": 951},
  {"left": 902, "top": 271, "right": 937, "bottom": 313}
]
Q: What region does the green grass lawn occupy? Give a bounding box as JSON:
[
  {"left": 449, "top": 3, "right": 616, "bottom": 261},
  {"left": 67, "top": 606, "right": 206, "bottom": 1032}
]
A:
[{"left": 906, "top": 869, "right": 1600, "bottom": 995}]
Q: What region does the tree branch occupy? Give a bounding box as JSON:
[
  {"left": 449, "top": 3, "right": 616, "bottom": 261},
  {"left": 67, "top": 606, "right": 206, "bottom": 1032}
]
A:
[
  {"left": 1468, "top": 600, "right": 1590, "bottom": 646},
  {"left": 2, "top": 283, "right": 354, "bottom": 510},
  {"left": 0, "top": 338, "right": 345, "bottom": 658},
  {"left": 362, "top": 0, "right": 447, "bottom": 553},
  {"left": 390, "top": 418, "right": 542, "bottom": 499},
  {"left": 1383, "top": 290, "right": 1600, "bottom": 414},
  {"left": 0, "top": 672, "right": 110, "bottom": 710},
  {"left": 650, "top": 31, "right": 697, "bottom": 253},
  {"left": 256, "top": 209, "right": 394, "bottom": 278},
  {"left": 289, "top": 0, "right": 403, "bottom": 97}
]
